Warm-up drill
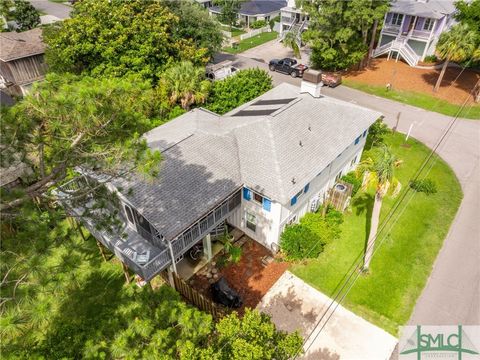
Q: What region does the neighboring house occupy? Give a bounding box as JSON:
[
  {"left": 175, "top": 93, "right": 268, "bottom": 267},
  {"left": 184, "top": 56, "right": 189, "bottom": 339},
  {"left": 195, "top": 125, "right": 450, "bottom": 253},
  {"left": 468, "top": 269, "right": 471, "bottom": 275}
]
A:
[
  {"left": 209, "top": 0, "right": 286, "bottom": 27},
  {"left": 56, "top": 76, "right": 381, "bottom": 283},
  {"left": 196, "top": 0, "right": 213, "bottom": 9},
  {"left": 373, "top": 0, "right": 457, "bottom": 66},
  {"left": 279, "top": 0, "right": 308, "bottom": 37},
  {"left": 0, "top": 28, "right": 46, "bottom": 97}
]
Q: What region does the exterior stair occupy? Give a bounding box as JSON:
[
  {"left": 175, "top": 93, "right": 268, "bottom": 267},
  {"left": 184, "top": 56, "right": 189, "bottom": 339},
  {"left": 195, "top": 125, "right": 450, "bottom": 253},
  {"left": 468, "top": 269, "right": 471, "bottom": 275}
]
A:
[{"left": 373, "top": 37, "right": 420, "bottom": 66}]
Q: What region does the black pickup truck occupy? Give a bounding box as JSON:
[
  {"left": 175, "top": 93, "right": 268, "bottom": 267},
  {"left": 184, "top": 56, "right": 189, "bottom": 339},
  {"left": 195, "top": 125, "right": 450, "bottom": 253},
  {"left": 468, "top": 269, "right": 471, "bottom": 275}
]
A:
[{"left": 268, "top": 58, "right": 308, "bottom": 78}]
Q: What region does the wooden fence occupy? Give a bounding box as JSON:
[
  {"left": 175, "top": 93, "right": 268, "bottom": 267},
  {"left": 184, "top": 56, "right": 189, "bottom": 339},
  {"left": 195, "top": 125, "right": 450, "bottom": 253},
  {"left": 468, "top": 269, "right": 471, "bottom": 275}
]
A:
[
  {"left": 239, "top": 26, "right": 271, "bottom": 41},
  {"left": 169, "top": 272, "right": 226, "bottom": 320}
]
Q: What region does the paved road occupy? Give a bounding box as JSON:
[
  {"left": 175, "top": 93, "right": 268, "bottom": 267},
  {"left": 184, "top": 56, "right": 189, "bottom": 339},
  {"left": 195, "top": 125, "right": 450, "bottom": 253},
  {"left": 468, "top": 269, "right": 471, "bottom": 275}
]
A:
[
  {"left": 30, "top": 0, "right": 71, "bottom": 19},
  {"left": 217, "top": 51, "right": 480, "bottom": 328}
]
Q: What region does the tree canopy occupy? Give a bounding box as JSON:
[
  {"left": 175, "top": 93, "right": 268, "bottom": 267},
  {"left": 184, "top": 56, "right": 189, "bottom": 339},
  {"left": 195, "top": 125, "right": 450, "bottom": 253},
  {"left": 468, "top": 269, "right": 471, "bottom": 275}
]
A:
[
  {"left": 0, "top": 74, "right": 161, "bottom": 213},
  {"left": 300, "top": 0, "right": 389, "bottom": 70},
  {"left": 163, "top": 0, "right": 224, "bottom": 58},
  {"left": 213, "top": 0, "right": 243, "bottom": 28},
  {"left": 43, "top": 0, "right": 212, "bottom": 81},
  {"left": 206, "top": 68, "right": 273, "bottom": 114}
]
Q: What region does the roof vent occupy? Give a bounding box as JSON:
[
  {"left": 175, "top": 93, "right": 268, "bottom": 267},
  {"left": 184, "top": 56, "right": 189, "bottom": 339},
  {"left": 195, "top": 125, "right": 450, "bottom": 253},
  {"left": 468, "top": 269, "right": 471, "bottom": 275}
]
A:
[
  {"left": 291, "top": 177, "right": 296, "bottom": 184},
  {"left": 299, "top": 140, "right": 303, "bottom": 147},
  {"left": 301, "top": 70, "right": 323, "bottom": 98}
]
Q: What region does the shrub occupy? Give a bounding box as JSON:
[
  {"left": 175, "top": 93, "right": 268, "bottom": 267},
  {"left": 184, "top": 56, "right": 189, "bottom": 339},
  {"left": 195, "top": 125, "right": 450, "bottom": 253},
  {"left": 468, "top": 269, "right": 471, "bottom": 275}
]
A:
[
  {"left": 269, "top": 16, "right": 280, "bottom": 30},
  {"left": 280, "top": 224, "right": 325, "bottom": 260},
  {"left": 423, "top": 55, "right": 438, "bottom": 63},
  {"left": 11, "top": 0, "right": 39, "bottom": 31},
  {"left": 280, "top": 210, "right": 343, "bottom": 260},
  {"left": 409, "top": 179, "right": 437, "bottom": 195},
  {"left": 341, "top": 172, "right": 361, "bottom": 196},
  {"left": 365, "top": 118, "right": 390, "bottom": 149},
  {"left": 205, "top": 68, "right": 273, "bottom": 114},
  {"left": 250, "top": 20, "right": 267, "bottom": 29}
]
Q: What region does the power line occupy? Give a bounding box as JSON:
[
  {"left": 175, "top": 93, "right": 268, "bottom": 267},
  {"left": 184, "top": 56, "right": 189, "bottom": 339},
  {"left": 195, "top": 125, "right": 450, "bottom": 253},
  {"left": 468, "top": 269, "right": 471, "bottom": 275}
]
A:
[{"left": 294, "top": 81, "right": 477, "bottom": 359}]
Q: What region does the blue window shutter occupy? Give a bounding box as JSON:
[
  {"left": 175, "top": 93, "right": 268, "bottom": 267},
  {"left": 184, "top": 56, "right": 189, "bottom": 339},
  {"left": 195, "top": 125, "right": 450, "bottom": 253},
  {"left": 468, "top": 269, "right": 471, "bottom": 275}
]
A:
[
  {"left": 354, "top": 136, "right": 360, "bottom": 145},
  {"left": 304, "top": 183, "right": 310, "bottom": 193},
  {"left": 263, "top": 198, "right": 271, "bottom": 212},
  {"left": 290, "top": 196, "right": 297, "bottom": 206},
  {"left": 243, "top": 187, "right": 251, "bottom": 200},
  {"left": 363, "top": 130, "right": 367, "bottom": 138}
]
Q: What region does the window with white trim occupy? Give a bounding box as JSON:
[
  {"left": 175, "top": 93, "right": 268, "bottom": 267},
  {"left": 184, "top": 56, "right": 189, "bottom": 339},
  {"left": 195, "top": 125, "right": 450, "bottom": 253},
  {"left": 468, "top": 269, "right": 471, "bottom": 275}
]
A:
[
  {"left": 423, "top": 18, "right": 434, "bottom": 31},
  {"left": 246, "top": 212, "right": 257, "bottom": 232},
  {"left": 391, "top": 13, "right": 403, "bottom": 26}
]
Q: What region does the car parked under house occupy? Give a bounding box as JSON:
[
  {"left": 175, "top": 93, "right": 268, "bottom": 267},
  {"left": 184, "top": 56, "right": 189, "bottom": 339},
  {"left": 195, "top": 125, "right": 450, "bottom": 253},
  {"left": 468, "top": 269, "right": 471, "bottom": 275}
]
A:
[{"left": 55, "top": 75, "right": 381, "bottom": 284}]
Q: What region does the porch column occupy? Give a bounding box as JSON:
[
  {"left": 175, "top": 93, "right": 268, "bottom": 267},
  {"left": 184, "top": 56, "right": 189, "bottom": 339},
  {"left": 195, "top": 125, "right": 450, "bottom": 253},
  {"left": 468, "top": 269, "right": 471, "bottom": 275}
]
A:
[
  {"left": 167, "top": 240, "right": 177, "bottom": 274},
  {"left": 167, "top": 265, "right": 175, "bottom": 289},
  {"left": 203, "top": 234, "right": 213, "bottom": 261}
]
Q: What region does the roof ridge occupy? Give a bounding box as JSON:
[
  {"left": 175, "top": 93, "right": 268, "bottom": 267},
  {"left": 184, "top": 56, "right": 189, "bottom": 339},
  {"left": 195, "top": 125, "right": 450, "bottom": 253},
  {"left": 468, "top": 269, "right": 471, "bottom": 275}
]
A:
[{"left": 264, "top": 117, "right": 285, "bottom": 201}]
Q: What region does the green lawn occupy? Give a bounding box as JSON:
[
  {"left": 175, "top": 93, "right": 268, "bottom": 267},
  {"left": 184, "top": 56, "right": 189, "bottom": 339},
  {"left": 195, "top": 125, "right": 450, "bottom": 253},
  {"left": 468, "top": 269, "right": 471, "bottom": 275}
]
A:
[
  {"left": 221, "top": 25, "right": 246, "bottom": 38},
  {"left": 343, "top": 79, "right": 480, "bottom": 120},
  {"left": 223, "top": 31, "right": 278, "bottom": 54},
  {"left": 291, "top": 133, "right": 463, "bottom": 335}
]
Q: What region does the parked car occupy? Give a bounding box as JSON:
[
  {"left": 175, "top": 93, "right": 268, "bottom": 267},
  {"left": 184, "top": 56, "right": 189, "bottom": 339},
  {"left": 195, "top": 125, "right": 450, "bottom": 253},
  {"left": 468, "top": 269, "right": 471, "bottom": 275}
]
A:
[
  {"left": 206, "top": 60, "right": 238, "bottom": 81},
  {"left": 268, "top": 58, "right": 308, "bottom": 78},
  {"left": 210, "top": 277, "right": 243, "bottom": 308},
  {"left": 321, "top": 72, "right": 342, "bottom": 87}
]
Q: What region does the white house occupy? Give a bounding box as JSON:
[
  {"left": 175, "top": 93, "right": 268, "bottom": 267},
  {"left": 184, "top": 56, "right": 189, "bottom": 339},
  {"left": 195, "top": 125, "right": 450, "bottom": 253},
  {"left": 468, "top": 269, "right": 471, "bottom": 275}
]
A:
[
  {"left": 279, "top": 0, "right": 309, "bottom": 36},
  {"left": 57, "top": 75, "right": 381, "bottom": 282}
]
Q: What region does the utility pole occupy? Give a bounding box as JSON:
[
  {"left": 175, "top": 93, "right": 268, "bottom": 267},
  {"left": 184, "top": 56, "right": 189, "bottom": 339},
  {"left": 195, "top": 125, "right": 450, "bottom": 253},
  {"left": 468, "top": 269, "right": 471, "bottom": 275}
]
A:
[{"left": 393, "top": 112, "right": 401, "bottom": 134}]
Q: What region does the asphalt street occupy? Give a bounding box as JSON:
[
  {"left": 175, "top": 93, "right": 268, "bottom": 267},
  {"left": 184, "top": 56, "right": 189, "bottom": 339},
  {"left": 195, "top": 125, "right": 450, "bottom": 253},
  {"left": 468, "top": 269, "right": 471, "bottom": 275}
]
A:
[{"left": 215, "top": 51, "right": 480, "bottom": 328}]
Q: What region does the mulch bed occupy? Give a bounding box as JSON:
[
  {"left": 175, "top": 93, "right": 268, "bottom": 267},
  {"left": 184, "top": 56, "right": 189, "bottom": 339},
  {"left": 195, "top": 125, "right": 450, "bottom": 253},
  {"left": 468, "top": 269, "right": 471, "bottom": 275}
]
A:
[
  {"left": 346, "top": 58, "right": 479, "bottom": 105},
  {"left": 189, "top": 238, "right": 289, "bottom": 314}
]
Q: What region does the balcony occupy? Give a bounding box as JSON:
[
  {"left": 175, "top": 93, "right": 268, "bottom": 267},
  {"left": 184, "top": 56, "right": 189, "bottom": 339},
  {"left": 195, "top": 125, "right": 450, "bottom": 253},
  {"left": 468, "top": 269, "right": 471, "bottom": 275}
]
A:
[
  {"left": 55, "top": 177, "right": 242, "bottom": 281},
  {"left": 410, "top": 29, "right": 432, "bottom": 40},
  {"left": 382, "top": 24, "right": 401, "bottom": 35}
]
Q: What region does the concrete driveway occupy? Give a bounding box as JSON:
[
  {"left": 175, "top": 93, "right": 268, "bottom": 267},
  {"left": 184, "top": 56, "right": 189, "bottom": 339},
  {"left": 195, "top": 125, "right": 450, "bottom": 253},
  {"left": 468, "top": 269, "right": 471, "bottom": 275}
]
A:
[
  {"left": 257, "top": 272, "right": 397, "bottom": 360},
  {"left": 240, "top": 39, "right": 311, "bottom": 65}
]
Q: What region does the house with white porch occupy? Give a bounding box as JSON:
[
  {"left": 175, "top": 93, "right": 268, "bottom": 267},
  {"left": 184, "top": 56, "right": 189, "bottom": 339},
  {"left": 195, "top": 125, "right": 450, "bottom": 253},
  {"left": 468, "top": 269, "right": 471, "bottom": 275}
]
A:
[
  {"left": 56, "top": 75, "right": 381, "bottom": 283},
  {"left": 209, "top": 0, "right": 286, "bottom": 27},
  {"left": 279, "top": 0, "right": 309, "bottom": 37},
  {"left": 373, "top": 0, "right": 457, "bottom": 66}
]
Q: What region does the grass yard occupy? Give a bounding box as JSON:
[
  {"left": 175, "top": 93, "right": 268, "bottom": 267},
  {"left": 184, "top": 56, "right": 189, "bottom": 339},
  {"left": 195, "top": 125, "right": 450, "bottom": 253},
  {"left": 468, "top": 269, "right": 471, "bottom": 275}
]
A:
[
  {"left": 220, "top": 25, "right": 246, "bottom": 38},
  {"left": 291, "top": 132, "right": 463, "bottom": 335},
  {"left": 223, "top": 31, "right": 278, "bottom": 54},
  {"left": 343, "top": 80, "right": 480, "bottom": 120}
]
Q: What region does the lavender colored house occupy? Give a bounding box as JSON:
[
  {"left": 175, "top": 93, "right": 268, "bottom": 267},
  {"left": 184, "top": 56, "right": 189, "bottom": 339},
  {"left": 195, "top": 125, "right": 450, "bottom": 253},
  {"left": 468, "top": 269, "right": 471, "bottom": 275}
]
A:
[{"left": 373, "top": 0, "right": 457, "bottom": 66}]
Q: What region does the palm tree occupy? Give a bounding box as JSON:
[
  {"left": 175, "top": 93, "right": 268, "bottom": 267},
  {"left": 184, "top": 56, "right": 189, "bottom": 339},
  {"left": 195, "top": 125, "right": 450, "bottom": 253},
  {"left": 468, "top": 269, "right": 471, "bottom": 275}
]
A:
[
  {"left": 356, "top": 146, "right": 401, "bottom": 270},
  {"left": 282, "top": 30, "right": 301, "bottom": 59},
  {"left": 160, "top": 61, "right": 211, "bottom": 111},
  {"left": 434, "top": 24, "right": 477, "bottom": 92}
]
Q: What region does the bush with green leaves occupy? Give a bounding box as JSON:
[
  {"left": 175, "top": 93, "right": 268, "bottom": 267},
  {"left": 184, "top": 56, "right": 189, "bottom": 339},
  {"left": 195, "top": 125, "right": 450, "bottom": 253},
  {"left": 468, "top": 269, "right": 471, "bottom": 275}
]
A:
[
  {"left": 409, "top": 178, "right": 438, "bottom": 195},
  {"left": 206, "top": 68, "right": 273, "bottom": 114},
  {"left": 280, "top": 211, "right": 343, "bottom": 260},
  {"left": 11, "top": 0, "right": 40, "bottom": 31},
  {"left": 365, "top": 118, "right": 390, "bottom": 149},
  {"left": 341, "top": 172, "right": 361, "bottom": 196},
  {"left": 423, "top": 55, "right": 439, "bottom": 63},
  {"left": 250, "top": 20, "right": 267, "bottom": 29},
  {"left": 269, "top": 16, "right": 280, "bottom": 30}
]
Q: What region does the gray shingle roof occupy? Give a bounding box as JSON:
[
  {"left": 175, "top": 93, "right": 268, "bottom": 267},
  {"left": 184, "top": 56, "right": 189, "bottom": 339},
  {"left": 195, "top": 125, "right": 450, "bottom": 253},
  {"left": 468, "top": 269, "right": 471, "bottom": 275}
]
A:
[
  {"left": 112, "top": 83, "right": 381, "bottom": 241},
  {"left": 0, "top": 28, "right": 45, "bottom": 62},
  {"left": 390, "top": 0, "right": 456, "bottom": 19},
  {"left": 210, "top": 0, "right": 286, "bottom": 16}
]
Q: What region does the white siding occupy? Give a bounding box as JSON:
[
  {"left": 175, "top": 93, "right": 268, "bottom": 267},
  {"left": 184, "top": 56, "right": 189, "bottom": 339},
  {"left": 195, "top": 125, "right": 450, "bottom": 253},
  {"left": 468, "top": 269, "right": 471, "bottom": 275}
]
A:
[{"left": 228, "top": 132, "right": 368, "bottom": 251}]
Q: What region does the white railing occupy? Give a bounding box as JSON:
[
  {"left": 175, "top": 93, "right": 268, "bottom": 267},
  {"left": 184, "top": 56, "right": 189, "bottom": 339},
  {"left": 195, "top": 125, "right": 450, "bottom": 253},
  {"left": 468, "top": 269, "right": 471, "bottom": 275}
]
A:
[
  {"left": 411, "top": 29, "right": 431, "bottom": 39},
  {"left": 240, "top": 26, "right": 271, "bottom": 41},
  {"left": 373, "top": 37, "right": 419, "bottom": 66},
  {"left": 382, "top": 24, "right": 401, "bottom": 34}
]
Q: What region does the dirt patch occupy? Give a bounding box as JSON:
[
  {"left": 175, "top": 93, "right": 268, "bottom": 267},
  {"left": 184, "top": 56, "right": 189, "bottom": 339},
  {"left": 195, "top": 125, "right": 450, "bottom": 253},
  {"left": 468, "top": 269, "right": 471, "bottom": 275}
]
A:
[
  {"left": 190, "top": 239, "right": 289, "bottom": 313},
  {"left": 346, "top": 58, "right": 479, "bottom": 105}
]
